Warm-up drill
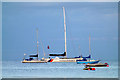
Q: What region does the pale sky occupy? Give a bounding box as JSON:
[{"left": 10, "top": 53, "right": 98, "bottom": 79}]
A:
[{"left": 2, "top": 2, "right": 118, "bottom": 61}]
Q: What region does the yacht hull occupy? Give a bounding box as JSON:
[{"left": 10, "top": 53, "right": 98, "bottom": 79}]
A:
[
  {"left": 47, "top": 58, "right": 83, "bottom": 62},
  {"left": 21, "top": 60, "right": 47, "bottom": 63},
  {"left": 85, "top": 63, "right": 109, "bottom": 67},
  {"left": 77, "top": 60, "right": 100, "bottom": 64}
]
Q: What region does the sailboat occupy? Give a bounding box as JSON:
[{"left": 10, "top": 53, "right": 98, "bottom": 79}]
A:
[
  {"left": 43, "top": 7, "right": 84, "bottom": 62},
  {"left": 21, "top": 29, "right": 47, "bottom": 63},
  {"left": 76, "top": 35, "right": 100, "bottom": 64}
]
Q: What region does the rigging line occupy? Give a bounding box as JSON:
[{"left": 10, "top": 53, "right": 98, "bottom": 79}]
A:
[
  {"left": 36, "top": 28, "right": 46, "bottom": 58},
  {"left": 66, "top": 10, "right": 77, "bottom": 56},
  {"left": 89, "top": 34, "right": 91, "bottom": 61},
  {"left": 36, "top": 28, "right": 39, "bottom": 60},
  {"left": 39, "top": 35, "right": 46, "bottom": 58},
  {"left": 79, "top": 45, "right": 82, "bottom": 57},
  {"left": 89, "top": 34, "right": 91, "bottom": 55}
]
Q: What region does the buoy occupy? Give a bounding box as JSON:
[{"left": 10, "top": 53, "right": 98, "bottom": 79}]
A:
[
  {"left": 92, "top": 68, "right": 95, "bottom": 70},
  {"left": 107, "top": 65, "right": 109, "bottom": 67},
  {"left": 88, "top": 69, "right": 90, "bottom": 71},
  {"left": 105, "top": 63, "right": 108, "bottom": 64}
]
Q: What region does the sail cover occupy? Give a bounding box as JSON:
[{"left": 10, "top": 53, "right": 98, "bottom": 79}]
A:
[
  {"left": 49, "top": 52, "right": 66, "bottom": 56},
  {"left": 75, "top": 55, "right": 91, "bottom": 58},
  {"left": 29, "top": 54, "right": 38, "bottom": 57},
  {"left": 84, "top": 55, "right": 91, "bottom": 58}
]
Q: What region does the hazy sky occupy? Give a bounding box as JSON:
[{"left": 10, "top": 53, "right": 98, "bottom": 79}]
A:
[{"left": 2, "top": 2, "right": 118, "bottom": 61}]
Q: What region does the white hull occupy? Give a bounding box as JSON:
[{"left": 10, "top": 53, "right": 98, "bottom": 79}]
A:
[
  {"left": 44, "top": 57, "right": 83, "bottom": 62},
  {"left": 21, "top": 60, "right": 47, "bottom": 63},
  {"left": 52, "top": 58, "right": 81, "bottom": 62}
]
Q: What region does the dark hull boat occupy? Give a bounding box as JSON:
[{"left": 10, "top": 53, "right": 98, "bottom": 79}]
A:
[
  {"left": 85, "top": 63, "right": 109, "bottom": 67},
  {"left": 83, "top": 67, "right": 95, "bottom": 70}
]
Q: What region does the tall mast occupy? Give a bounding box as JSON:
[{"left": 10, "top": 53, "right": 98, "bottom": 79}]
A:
[
  {"left": 36, "top": 28, "right": 39, "bottom": 60},
  {"left": 63, "top": 6, "right": 67, "bottom": 58},
  {"left": 89, "top": 35, "right": 91, "bottom": 61}
]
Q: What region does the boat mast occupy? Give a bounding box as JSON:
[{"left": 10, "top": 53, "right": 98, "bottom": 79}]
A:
[
  {"left": 63, "top": 6, "right": 67, "bottom": 58},
  {"left": 36, "top": 28, "right": 39, "bottom": 60},
  {"left": 89, "top": 35, "right": 91, "bottom": 61}
]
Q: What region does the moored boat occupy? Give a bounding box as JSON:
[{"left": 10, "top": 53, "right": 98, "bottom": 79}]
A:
[
  {"left": 77, "top": 60, "right": 100, "bottom": 64},
  {"left": 85, "top": 63, "right": 109, "bottom": 67},
  {"left": 76, "top": 35, "right": 100, "bottom": 64},
  {"left": 21, "top": 29, "right": 47, "bottom": 63},
  {"left": 43, "top": 7, "right": 84, "bottom": 62},
  {"left": 83, "top": 67, "right": 95, "bottom": 70}
]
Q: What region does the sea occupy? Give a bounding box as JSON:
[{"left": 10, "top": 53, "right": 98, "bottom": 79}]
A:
[{"left": 2, "top": 60, "right": 118, "bottom": 78}]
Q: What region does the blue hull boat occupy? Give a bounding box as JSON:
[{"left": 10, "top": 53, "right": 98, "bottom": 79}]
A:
[{"left": 77, "top": 60, "right": 100, "bottom": 64}]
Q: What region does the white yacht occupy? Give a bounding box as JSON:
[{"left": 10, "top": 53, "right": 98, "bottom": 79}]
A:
[
  {"left": 43, "top": 7, "right": 84, "bottom": 62},
  {"left": 22, "top": 29, "right": 47, "bottom": 63}
]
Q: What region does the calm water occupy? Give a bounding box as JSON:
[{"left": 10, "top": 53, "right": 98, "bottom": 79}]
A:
[{"left": 2, "top": 60, "right": 118, "bottom": 78}]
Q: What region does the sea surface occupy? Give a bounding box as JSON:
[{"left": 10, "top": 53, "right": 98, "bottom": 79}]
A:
[{"left": 2, "top": 60, "right": 118, "bottom": 78}]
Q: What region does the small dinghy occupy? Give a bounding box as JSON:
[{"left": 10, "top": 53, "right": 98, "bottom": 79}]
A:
[
  {"left": 83, "top": 67, "right": 95, "bottom": 70},
  {"left": 85, "top": 63, "right": 109, "bottom": 67}
]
